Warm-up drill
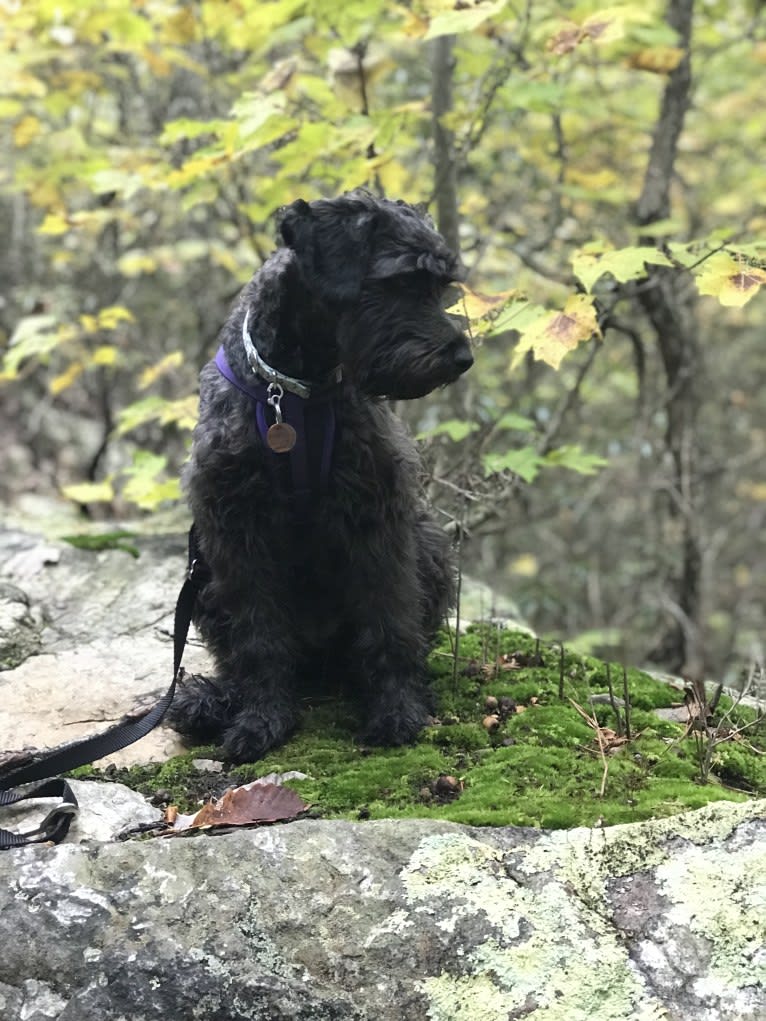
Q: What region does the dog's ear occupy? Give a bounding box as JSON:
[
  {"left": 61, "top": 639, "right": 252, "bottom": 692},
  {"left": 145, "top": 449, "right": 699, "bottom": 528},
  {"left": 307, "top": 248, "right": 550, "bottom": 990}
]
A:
[{"left": 278, "top": 198, "right": 377, "bottom": 302}]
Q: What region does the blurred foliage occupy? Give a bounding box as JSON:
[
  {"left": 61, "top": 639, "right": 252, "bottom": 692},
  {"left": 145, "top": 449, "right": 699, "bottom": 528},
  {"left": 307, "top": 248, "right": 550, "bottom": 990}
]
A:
[{"left": 0, "top": 0, "right": 764, "bottom": 680}]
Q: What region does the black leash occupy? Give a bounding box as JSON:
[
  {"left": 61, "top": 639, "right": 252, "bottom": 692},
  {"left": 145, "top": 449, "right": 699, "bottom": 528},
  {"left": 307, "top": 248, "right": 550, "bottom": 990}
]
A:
[{"left": 0, "top": 529, "right": 207, "bottom": 849}]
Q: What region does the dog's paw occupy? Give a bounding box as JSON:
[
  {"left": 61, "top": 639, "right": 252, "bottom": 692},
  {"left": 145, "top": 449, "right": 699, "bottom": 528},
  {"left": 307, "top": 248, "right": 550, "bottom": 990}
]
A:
[
  {"left": 166, "top": 674, "right": 239, "bottom": 743},
  {"left": 222, "top": 704, "right": 297, "bottom": 764},
  {"left": 360, "top": 688, "right": 432, "bottom": 747}
]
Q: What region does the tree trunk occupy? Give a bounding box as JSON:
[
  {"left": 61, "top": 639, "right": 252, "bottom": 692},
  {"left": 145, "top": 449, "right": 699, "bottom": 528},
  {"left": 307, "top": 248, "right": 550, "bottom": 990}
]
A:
[
  {"left": 635, "top": 0, "right": 704, "bottom": 677},
  {"left": 430, "top": 35, "right": 460, "bottom": 254}
]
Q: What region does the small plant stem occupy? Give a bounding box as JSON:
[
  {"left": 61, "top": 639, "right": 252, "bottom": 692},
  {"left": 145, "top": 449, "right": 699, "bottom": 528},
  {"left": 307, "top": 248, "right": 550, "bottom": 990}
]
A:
[
  {"left": 606, "top": 663, "right": 623, "bottom": 736},
  {"left": 622, "top": 666, "right": 632, "bottom": 741}
]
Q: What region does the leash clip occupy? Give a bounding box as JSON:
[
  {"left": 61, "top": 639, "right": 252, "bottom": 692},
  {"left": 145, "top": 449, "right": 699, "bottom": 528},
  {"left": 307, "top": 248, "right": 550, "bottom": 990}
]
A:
[
  {"left": 265, "top": 382, "right": 297, "bottom": 453},
  {"left": 267, "top": 382, "right": 285, "bottom": 423}
]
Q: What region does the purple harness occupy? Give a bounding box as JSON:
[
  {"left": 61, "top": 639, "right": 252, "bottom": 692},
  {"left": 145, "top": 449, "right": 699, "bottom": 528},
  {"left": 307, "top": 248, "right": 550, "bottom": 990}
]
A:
[{"left": 215, "top": 346, "right": 338, "bottom": 509}]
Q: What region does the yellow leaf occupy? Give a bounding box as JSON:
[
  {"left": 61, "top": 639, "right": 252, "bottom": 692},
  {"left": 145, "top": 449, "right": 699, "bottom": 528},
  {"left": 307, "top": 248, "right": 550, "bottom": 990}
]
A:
[
  {"left": 548, "top": 6, "right": 651, "bottom": 54},
  {"left": 0, "top": 99, "right": 23, "bottom": 118},
  {"left": 144, "top": 49, "right": 173, "bottom": 77},
  {"left": 509, "top": 554, "right": 539, "bottom": 578},
  {"left": 139, "top": 351, "right": 183, "bottom": 389},
  {"left": 695, "top": 253, "right": 766, "bottom": 308},
  {"left": 92, "top": 345, "right": 119, "bottom": 366},
  {"left": 565, "top": 168, "right": 619, "bottom": 191},
  {"left": 98, "top": 306, "right": 135, "bottom": 329},
  {"left": 61, "top": 480, "right": 115, "bottom": 504},
  {"left": 736, "top": 480, "right": 766, "bottom": 501},
  {"left": 13, "top": 115, "right": 41, "bottom": 147},
  {"left": 38, "top": 212, "right": 70, "bottom": 236},
  {"left": 451, "top": 286, "right": 523, "bottom": 320},
  {"left": 28, "top": 182, "right": 62, "bottom": 209},
  {"left": 627, "top": 46, "right": 685, "bottom": 74},
  {"left": 512, "top": 294, "right": 600, "bottom": 371},
  {"left": 79, "top": 314, "right": 99, "bottom": 333},
  {"left": 164, "top": 8, "right": 198, "bottom": 43},
  {"left": 118, "top": 250, "right": 158, "bottom": 276},
  {"left": 50, "top": 362, "right": 84, "bottom": 395},
  {"left": 166, "top": 153, "right": 227, "bottom": 188}
]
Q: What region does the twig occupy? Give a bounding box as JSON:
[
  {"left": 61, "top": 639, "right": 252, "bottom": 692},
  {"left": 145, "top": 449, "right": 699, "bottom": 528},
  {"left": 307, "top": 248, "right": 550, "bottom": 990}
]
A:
[
  {"left": 605, "top": 663, "right": 623, "bottom": 737},
  {"left": 622, "top": 666, "right": 632, "bottom": 741},
  {"left": 569, "top": 698, "right": 610, "bottom": 797}
]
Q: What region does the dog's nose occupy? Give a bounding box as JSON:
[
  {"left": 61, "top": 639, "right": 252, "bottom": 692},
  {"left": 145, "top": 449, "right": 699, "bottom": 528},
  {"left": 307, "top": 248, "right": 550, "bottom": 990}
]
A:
[{"left": 453, "top": 342, "right": 474, "bottom": 374}]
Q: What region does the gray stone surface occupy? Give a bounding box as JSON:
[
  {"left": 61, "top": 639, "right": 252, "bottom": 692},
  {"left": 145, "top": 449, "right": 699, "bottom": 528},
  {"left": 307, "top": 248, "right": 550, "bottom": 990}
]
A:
[
  {"left": 0, "top": 801, "right": 764, "bottom": 1021},
  {"left": 2, "top": 525, "right": 765, "bottom": 1020},
  {"left": 0, "top": 527, "right": 211, "bottom": 766},
  {"left": 1, "top": 779, "right": 162, "bottom": 844}
]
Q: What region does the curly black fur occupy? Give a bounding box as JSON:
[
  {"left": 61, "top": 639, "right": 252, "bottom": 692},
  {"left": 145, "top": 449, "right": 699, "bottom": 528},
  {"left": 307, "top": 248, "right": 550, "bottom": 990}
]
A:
[{"left": 166, "top": 191, "right": 473, "bottom": 762}]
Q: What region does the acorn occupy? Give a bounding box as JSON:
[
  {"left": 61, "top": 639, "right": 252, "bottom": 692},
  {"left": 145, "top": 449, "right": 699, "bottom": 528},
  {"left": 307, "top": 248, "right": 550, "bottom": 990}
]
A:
[
  {"left": 498, "top": 696, "right": 517, "bottom": 718},
  {"left": 482, "top": 714, "right": 500, "bottom": 733},
  {"left": 432, "top": 774, "right": 461, "bottom": 799},
  {"left": 484, "top": 695, "right": 499, "bottom": 712}
]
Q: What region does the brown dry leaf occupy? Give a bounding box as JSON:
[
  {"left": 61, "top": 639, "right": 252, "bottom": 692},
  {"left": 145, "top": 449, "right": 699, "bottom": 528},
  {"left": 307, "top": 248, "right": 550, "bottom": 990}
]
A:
[
  {"left": 547, "top": 22, "right": 581, "bottom": 54},
  {"left": 599, "top": 728, "right": 629, "bottom": 753},
  {"left": 174, "top": 783, "right": 308, "bottom": 833},
  {"left": 498, "top": 652, "right": 525, "bottom": 670}
]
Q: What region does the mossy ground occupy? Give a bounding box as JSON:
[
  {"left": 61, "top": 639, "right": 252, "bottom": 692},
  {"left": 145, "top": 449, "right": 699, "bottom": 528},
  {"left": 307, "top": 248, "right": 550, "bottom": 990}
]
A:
[{"left": 78, "top": 626, "right": 766, "bottom": 829}]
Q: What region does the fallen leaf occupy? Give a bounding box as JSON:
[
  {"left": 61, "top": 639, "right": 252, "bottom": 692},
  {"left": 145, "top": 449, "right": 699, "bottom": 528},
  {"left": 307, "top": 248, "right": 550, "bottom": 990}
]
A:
[{"left": 171, "top": 782, "right": 308, "bottom": 833}]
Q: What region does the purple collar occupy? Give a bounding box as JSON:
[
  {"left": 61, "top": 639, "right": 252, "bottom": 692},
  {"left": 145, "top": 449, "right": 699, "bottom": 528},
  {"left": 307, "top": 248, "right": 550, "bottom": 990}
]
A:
[{"left": 215, "top": 346, "right": 338, "bottom": 507}]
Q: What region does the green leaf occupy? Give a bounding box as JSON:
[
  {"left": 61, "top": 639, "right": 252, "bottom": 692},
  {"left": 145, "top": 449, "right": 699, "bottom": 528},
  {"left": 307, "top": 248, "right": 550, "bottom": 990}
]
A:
[
  {"left": 160, "top": 117, "right": 227, "bottom": 145},
  {"left": 571, "top": 243, "right": 673, "bottom": 292},
  {"left": 62, "top": 531, "right": 140, "bottom": 558},
  {"left": 494, "top": 412, "right": 536, "bottom": 432},
  {"left": 543, "top": 445, "right": 608, "bottom": 475},
  {"left": 418, "top": 419, "right": 479, "bottom": 442},
  {"left": 115, "top": 394, "right": 198, "bottom": 435},
  {"left": 484, "top": 300, "right": 545, "bottom": 338},
  {"left": 424, "top": 0, "right": 506, "bottom": 40},
  {"left": 121, "top": 451, "right": 181, "bottom": 510},
  {"left": 2, "top": 314, "right": 59, "bottom": 377},
  {"left": 483, "top": 447, "right": 544, "bottom": 483}
]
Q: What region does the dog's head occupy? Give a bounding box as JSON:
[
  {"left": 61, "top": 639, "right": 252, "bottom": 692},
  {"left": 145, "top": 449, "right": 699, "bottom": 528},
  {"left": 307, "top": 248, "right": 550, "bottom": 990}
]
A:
[{"left": 277, "top": 191, "right": 473, "bottom": 399}]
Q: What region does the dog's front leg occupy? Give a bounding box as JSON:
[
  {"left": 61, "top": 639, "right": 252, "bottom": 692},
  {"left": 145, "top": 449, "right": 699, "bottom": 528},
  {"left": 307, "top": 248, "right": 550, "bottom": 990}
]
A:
[
  {"left": 211, "top": 602, "right": 303, "bottom": 763},
  {"left": 348, "top": 558, "right": 435, "bottom": 747},
  {"left": 170, "top": 568, "right": 302, "bottom": 762}
]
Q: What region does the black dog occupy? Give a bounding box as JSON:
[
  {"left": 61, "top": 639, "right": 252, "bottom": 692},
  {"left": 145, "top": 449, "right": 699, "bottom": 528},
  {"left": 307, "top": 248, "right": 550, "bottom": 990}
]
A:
[{"left": 167, "top": 191, "right": 473, "bottom": 762}]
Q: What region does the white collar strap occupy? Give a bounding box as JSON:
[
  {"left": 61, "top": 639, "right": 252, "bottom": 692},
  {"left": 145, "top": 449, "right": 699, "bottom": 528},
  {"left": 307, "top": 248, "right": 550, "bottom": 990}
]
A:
[{"left": 241, "top": 311, "right": 343, "bottom": 399}]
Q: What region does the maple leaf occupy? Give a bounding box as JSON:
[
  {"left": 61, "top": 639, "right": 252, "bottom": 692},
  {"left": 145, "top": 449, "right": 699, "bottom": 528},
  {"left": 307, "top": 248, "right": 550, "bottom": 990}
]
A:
[
  {"left": 695, "top": 252, "right": 766, "bottom": 308},
  {"left": 572, "top": 243, "right": 673, "bottom": 292},
  {"left": 512, "top": 294, "right": 600, "bottom": 371}
]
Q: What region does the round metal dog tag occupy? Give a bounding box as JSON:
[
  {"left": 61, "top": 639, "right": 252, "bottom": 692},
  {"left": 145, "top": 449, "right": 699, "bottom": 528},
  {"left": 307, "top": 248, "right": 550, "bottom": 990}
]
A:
[{"left": 266, "top": 422, "right": 297, "bottom": 453}]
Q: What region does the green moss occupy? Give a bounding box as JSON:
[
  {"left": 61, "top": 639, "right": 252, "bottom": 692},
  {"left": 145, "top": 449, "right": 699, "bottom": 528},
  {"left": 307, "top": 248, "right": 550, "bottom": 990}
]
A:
[
  {"left": 84, "top": 626, "right": 765, "bottom": 827},
  {"left": 61, "top": 530, "right": 140, "bottom": 557}
]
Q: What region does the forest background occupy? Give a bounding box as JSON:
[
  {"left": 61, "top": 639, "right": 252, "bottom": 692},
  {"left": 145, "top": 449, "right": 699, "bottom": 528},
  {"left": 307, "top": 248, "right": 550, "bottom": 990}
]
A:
[{"left": 0, "top": 0, "right": 763, "bottom": 690}]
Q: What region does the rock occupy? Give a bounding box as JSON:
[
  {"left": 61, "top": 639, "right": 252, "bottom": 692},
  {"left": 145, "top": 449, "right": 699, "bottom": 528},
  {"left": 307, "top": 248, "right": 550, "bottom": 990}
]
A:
[
  {"left": 0, "top": 527, "right": 212, "bottom": 766},
  {"left": 0, "top": 800, "right": 764, "bottom": 1020},
  {"left": 0, "top": 581, "right": 42, "bottom": 669},
  {"left": 2, "top": 525, "right": 765, "bottom": 1019},
  {"left": 1, "top": 780, "right": 162, "bottom": 844}
]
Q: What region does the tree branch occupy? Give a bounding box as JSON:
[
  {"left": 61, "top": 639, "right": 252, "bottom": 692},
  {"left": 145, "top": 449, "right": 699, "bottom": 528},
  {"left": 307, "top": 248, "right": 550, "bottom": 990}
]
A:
[{"left": 430, "top": 34, "right": 460, "bottom": 254}]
